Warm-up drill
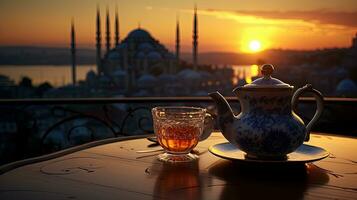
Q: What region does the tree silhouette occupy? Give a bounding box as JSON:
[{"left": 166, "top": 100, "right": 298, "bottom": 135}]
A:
[{"left": 19, "top": 76, "right": 33, "bottom": 88}]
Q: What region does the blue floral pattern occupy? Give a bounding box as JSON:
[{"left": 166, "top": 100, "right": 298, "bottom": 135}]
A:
[{"left": 221, "top": 92, "right": 307, "bottom": 158}]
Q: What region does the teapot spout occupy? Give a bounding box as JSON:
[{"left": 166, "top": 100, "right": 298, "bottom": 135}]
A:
[{"left": 209, "top": 91, "right": 235, "bottom": 129}]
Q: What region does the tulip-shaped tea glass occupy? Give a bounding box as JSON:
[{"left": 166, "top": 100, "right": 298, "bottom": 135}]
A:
[{"left": 152, "top": 106, "right": 206, "bottom": 162}]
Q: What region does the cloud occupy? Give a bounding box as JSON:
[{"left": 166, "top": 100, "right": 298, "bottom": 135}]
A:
[
  {"left": 238, "top": 10, "right": 357, "bottom": 28},
  {"left": 199, "top": 9, "right": 357, "bottom": 29}
]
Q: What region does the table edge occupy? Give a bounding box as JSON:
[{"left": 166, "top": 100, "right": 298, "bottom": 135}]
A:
[
  {"left": 0, "top": 134, "right": 152, "bottom": 175},
  {"left": 1, "top": 132, "right": 355, "bottom": 175}
]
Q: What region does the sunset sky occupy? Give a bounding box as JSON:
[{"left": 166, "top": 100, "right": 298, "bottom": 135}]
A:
[{"left": 1, "top": 0, "right": 357, "bottom": 53}]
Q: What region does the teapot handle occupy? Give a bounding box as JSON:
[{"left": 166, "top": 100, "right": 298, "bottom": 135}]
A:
[
  {"left": 199, "top": 113, "right": 214, "bottom": 141},
  {"left": 292, "top": 84, "right": 324, "bottom": 142}
]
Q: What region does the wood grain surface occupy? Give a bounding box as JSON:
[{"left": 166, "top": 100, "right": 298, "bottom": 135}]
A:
[{"left": 0, "top": 132, "right": 356, "bottom": 200}]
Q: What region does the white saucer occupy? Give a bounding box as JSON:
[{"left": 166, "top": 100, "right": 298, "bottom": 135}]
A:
[{"left": 209, "top": 142, "right": 329, "bottom": 164}]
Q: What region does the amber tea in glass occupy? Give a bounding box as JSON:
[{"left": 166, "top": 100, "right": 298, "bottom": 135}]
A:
[{"left": 152, "top": 106, "right": 206, "bottom": 162}]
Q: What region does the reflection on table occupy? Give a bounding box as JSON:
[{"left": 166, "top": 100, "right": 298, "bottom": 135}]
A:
[{"left": 0, "top": 132, "right": 356, "bottom": 200}]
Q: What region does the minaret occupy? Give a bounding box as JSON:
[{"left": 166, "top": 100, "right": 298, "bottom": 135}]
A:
[
  {"left": 352, "top": 32, "right": 357, "bottom": 49},
  {"left": 115, "top": 6, "right": 120, "bottom": 47},
  {"left": 70, "top": 19, "right": 76, "bottom": 86},
  {"left": 176, "top": 17, "right": 180, "bottom": 64},
  {"left": 96, "top": 5, "right": 102, "bottom": 75},
  {"left": 106, "top": 6, "right": 111, "bottom": 54},
  {"left": 192, "top": 5, "right": 198, "bottom": 71}
]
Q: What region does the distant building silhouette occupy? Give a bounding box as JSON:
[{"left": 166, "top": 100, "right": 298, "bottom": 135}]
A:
[
  {"left": 96, "top": 5, "right": 198, "bottom": 77},
  {"left": 343, "top": 32, "right": 357, "bottom": 69},
  {"left": 82, "top": 5, "right": 235, "bottom": 97},
  {"left": 101, "top": 28, "right": 176, "bottom": 91},
  {"left": 95, "top": 5, "right": 201, "bottom": 93}
]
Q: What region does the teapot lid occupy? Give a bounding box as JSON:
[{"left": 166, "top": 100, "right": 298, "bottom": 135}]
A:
[{"left": 242, "top": 64, "right": 292, "bottom": 88}]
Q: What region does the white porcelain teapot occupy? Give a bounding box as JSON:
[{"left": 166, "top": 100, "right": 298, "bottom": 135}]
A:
[{"left": 209, "top": 64, "right": 324, "bottom": 159}]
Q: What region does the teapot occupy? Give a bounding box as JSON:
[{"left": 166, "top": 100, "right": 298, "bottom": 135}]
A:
[{"left": 209, "top": 64, "right": 324, "bottom": 159}]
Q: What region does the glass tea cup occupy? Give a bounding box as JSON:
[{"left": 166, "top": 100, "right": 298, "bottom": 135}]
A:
[{"left": 152, "top": 106, "right": 207, "bottom": 162}]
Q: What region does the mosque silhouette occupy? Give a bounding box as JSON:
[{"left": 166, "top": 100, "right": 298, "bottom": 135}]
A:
[{"left": 69, "top": 5, "right": 234, "bottom": 96}]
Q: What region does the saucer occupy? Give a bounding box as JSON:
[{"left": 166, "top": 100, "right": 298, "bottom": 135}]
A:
[{"left": 209, "top": 143, "right": 329, "bottom": 164}]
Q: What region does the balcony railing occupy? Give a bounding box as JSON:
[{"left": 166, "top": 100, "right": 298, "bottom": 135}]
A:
[{"left": 0, "top": 97, "right": 356, "bottom": 165}]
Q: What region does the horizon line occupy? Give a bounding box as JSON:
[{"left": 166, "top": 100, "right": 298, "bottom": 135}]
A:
[{"left": 0, "top": 44, "right": 352, "bottom": 53}]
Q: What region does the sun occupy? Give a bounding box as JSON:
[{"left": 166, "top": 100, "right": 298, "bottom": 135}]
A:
[{"left": 248, "top": 40, "right": 262, "bottom": 52}]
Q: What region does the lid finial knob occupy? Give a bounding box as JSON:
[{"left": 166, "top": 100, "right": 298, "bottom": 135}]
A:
[{"left": 261, "top": 64, "right": 274, "bottom": 78}]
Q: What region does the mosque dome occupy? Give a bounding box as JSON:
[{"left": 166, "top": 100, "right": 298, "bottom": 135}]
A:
[
  {"left": 118, "top": 43, "right": 128, "bottom": 49},
  {"left": 336, "top": 78, "right": 357, "bottom": 96},
  {"left": 138, "top": 43, "right": 154, "bottom": 51},
  {"left": 127, "top": 28, "right": 152, "bottom": 40},
  {"left": 158, "top": 73, "right": 176, "bottom": 82},
  {"left": 200, "top": 71, "right": 213, "bottom": 79},
  {"left": 113, "top": 70, "right": 127, "bottom": 77},
  {"left": 137, "top": 74, "right": 158, "bottom": 89},
  {"left": 107, "top": 51, "right": 120, "bottom": 60},
  {"left": 136, "top": 51, "right": 146, "bottom": 59},
  {"left": 178, "top": 69, "right": 202, "bottom": 80},
  {"left": 147, "top": 51, "right": 162, "bottom": 60},
  {"left": 86, "top": 70, "right": 96, "bottom": 81}
]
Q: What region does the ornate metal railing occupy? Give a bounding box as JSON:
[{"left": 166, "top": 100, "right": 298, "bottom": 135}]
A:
[{"left": 0, "top": 97, "right": 356, "bottom": 165}]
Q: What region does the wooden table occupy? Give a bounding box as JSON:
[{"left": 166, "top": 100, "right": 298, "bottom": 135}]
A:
[{"left": 0, "top": 132, "right": 356, "bottom": 200}]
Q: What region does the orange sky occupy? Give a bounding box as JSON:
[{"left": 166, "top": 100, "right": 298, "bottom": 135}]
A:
[{"left": 0, "top": 0, "right": 357, "bottom": 53}]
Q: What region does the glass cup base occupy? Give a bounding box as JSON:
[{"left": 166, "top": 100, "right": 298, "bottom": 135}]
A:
[{"left": 158, "top": 152, "right": 198, "bottom": 163}]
